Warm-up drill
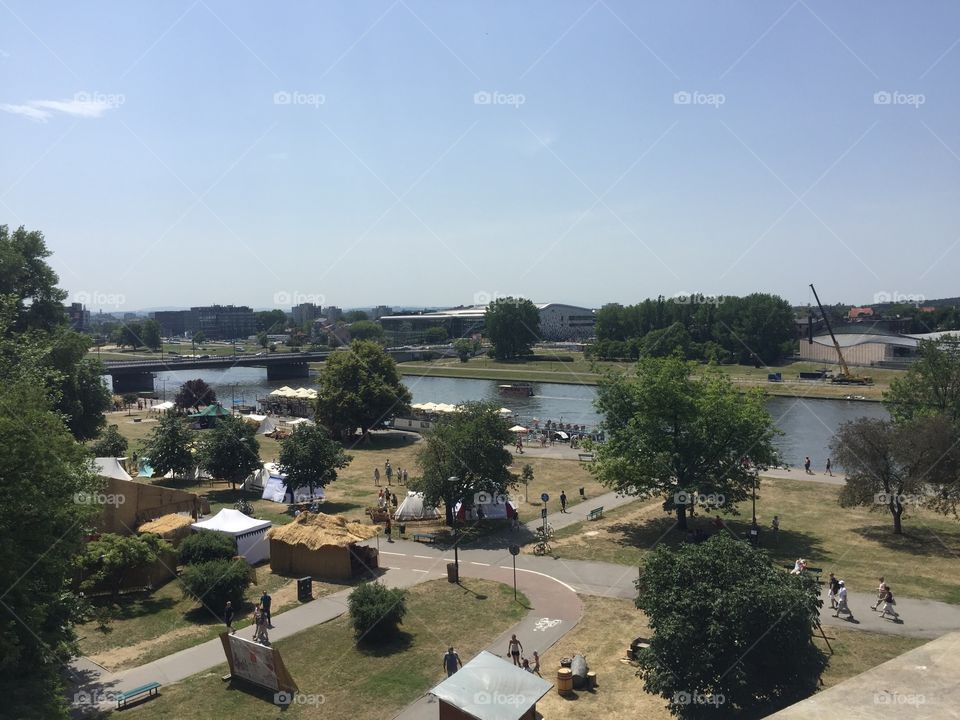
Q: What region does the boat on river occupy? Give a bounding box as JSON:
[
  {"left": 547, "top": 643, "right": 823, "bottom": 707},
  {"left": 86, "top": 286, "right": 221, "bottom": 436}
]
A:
[{"left": 498, "top": 382, "right": 534, "bottom": 397}]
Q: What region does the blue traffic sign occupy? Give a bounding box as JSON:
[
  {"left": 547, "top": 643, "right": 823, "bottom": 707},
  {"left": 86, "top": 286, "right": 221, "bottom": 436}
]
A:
[{"left": 540, "top": 493, "right": 549, "bottom": 503}]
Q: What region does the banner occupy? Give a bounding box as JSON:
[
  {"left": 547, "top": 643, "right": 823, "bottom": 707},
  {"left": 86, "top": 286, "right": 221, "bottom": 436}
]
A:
[{"left": 220, "top": 633, "right": 297, "bottom": 694}]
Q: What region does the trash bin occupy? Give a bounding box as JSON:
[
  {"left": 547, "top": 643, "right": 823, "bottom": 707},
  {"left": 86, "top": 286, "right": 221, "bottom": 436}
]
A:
[
  {"left": 297, "top": 576, "right": 312, "bottom": 602},
  {"left": 446, "top": 562, "right": 459, "bottom": 583},
  {"left": 399, "top": 524, "right": 406, "bottom": 536}
]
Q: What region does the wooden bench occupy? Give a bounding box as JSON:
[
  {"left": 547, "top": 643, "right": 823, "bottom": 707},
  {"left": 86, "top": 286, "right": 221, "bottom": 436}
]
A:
[
  {"left": 412, "top": 533, "right": 438, "bottom": 544},
  {"left": 116, "top": 681, "right": 161, "bottom": 709},
  {"left": 587, "top": 507, "right": 604, "bottom": 521},
  {"left": 578, "top": 453, "right": 595, "bottom": 462},
  {"left": 781, "top": 564, "right": 823, "bottom": 583}
]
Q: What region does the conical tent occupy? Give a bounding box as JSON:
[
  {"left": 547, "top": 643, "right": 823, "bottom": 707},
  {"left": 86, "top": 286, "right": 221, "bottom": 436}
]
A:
[{"left": 393, "top": 491, "right": 440, "bottom": 521}]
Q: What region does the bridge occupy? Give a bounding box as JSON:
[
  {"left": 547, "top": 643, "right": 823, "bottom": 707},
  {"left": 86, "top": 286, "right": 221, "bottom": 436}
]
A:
[{"left": 99, "top": 348, "right": 440, "bottom": 393}]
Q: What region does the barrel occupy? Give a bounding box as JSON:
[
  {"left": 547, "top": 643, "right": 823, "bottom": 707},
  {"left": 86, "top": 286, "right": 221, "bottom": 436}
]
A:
[
  {"left": 571, "top": 654, "right": 587, "bottom": 688},
  {"left": 586, "top": 671, "right": 597, "bottom": 689},
  {"left": 557, "top": 668, "right": 573, "bottom": 694}
]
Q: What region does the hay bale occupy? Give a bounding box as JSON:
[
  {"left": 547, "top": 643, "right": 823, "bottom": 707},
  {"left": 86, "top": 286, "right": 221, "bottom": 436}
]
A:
[
  {"left": 268, "top": 512, "right": 378, "bottom": 550},
  {"left": 138, "top": 513, "right": 194, "bottom": 546}
]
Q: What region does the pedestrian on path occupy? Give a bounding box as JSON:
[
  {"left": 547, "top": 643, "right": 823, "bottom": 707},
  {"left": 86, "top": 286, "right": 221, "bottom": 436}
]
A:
[
  {"left": 532, "top": 651, "right": 541, "bottom": 677},
  {"left": 385, "top": 460, "right": 393, "bottom": 485},
  {"left": 834, "top": 580, "right": 854, "bottom": 620},
  {"left": 804, "top": 456, "right": 813, "bottom": 474},
  {"left": 260, "top": 591, "right": 272, "bottom": 627},
  {"left": 385, "top": 516, "right": 393, "bottom": 543},
  {"left": 224, "top": 600, "right": 236, "bottom": 634},
  {"left": 443, "top": 647, "right": 462, "bottom": 677},
  {"left": 508, "top": 634, "right": 523, "bottom": 666},
  {"left": 871, "top": 577, "right": 890, "bottom": 611},
  {"left": 522, "top": 658, "right": 533, "bottom": 672},
  {"left": 827, "top": 573, "right": 840, "bottom": 609},
  {"left": 402, "top": 468, "right": 408, "bottom": 485},
  {"left": 825, "top": 458, "right": 833, "bottom": 476},
  {"left": 253, "top": 605, "right": 264, "bottom": 641},
  {"left": 560, "top": 491, "right": 567, "bottom": 513},
  {"left": 374, "top": 467, "right": 380, "bottom": 486},
  {"left": 879, "top": 588, "right": 899, "bottom": 620}
]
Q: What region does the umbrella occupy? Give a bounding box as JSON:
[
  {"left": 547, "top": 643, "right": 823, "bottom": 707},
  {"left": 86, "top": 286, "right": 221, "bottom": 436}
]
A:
[
  {"left": 509, "top": 425, "right": 529, "bottom": 433},
  {"left": 498, "top": 407, "right": 513, "bottom": 415}
]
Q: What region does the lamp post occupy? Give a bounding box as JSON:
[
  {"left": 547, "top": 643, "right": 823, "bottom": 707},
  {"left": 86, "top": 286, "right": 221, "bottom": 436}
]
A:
[{"left": 447, "top": 476, "right": 461, "bottom": 581}]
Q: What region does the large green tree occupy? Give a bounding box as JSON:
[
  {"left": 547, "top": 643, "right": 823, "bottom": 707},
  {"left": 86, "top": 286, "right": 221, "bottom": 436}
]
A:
[
  {"left": 0, "top": 224, "right": 68, "bottom": 331},
  {"left": 141, "top": 319, "right": 162, "bottom": 350},
  {"left": 484, "top": 297, "right": 540, "bottom": 360},
  {"left": 79, "top": 533, "right": 170, "bottom": 605},
  {"left": 414, "top": 402, "right": 515, "bottom": 525},
  {"left": 140, "top": 413, "right": 195, "bottom": 479},
  {"left": 591, "top": 356, "right": 780, "bottom": 530},
  {"left": 197, "top": 414, "right": 261, "bottom": 491},
  {"left": 90, "top": 424, "right": 128, "bottom": 457},
  {"left": 255, "top": 309, "right": 287, "bottom": 333},
  {"left": 277, "top": 423, "right": 352, "bottom": 499},
  {"left": 112, "top": 321, "right": 143, "bottom": 350},
  {"left": 174, "top": 378, "right": 217, "bottom": 411},
  {"left": 349, "top": 319, "right": 385, "bottom": 342},
  {"left": 884, "top": 336, "right": 960, "bottom": 427},
  {"left": 832, "top": 416, "right": 957, "bottom": 534},
  {"left": 315, "top": 340, "right": 412, "bottom": 440},
  {"left": 637, "top": 534, "right": 826, "bottom": 718}
]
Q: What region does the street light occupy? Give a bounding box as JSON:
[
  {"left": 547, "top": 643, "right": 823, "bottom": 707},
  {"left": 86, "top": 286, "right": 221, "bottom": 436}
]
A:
[{"left": 447, "top": 476, "right": 461, "bottom": 581}]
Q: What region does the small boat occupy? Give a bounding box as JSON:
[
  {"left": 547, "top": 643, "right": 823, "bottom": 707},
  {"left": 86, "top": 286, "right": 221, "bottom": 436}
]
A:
[{"left": 498, "top": 382, "right": 534, "bottom": 397}]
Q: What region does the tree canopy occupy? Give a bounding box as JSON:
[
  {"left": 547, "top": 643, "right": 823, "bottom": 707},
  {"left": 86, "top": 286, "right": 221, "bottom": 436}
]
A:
[
  {"left": 255, "top": 309, "right": 287, "bottom": 333},
  {"left": 484, "top": 297, "right": 540, "bottom": 360},
  {"left": 315, "top": 340, "right": 412, "bottom": 440},
  {"left": 277, "top": 423, "right": 352, "bottom": 497},
  {"left": 636, "top": 534, "right": 826, "bottom": 718},
  {"left": 591, "top": 355, "right": 779, "bottom": 530},
  {"left": 141, "top": 413, "right": 195, "bottom": 479},
  {"left": 90, "top": 424, "right": 128, "bottom": 457},
  {"left": 414, "top": 401, "right": 515, "bottom": 525},
  {"left": 174, "top": 378, "right": 217, "bottom": 411},
  {"left": 0, "top": 225, "right": 68, "bottom": 331},
  {"left": 141, "top": 319, "right": 162, "bottom": 350},
  {"left": 348, "top": 319, "right": 385, "bottom": 342},
  {"left": 197, "top": 414, "right": 261, "bottom": 490},
  {"left": 884, "top": 336, "right": 960, "bottom": 427}
]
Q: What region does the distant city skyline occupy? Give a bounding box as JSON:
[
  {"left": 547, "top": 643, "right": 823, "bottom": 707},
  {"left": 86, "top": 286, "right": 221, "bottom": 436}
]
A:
[{"left": 3, "top": 2, "right": 959, "bottom": 311}]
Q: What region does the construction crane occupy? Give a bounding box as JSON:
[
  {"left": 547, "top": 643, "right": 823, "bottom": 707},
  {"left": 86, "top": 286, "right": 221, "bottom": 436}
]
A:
[{"left": 809, "top": 283, "right": 873, "bottom": 385}]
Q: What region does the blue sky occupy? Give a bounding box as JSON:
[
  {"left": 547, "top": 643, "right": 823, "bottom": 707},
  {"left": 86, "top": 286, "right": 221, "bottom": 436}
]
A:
[{"left": 2, "top": 1, "right": 958, "bottom": 312}]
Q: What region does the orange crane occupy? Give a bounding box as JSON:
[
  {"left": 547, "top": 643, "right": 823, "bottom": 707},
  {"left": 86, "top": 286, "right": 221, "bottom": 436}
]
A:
[{"left": 809, "top": 284, "right": 873, "bottom": 385}]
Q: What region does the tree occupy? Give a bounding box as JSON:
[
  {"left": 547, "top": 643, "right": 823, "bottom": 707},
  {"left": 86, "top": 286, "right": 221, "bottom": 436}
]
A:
[
  {"left": 453, "top": 338, "right": 472, "bottom": 362},
  {"left": 484, "top": 297, "right": 540, "bottom": 360},
  {"left": 113, "top": 321, "right": 143, "bottom": 350},
  {"left": 349, "top": 319, "right": 385, "bottom": 342},
  {"left": 80, "top": 533, "right": 170, "bottom": 605},
  {"left": 0, "top": 380, "right": 101, "bottom": 720},
  {"left": 191, "top": 330, "right": 206, "bottom": 346},
  {"left": 884, "top": 337, "right": 960, "bottom": 427},
  {"left": 424, "top": 326, "right": 449, "bottom": 343},
  {"left": 277, "top": 423, "right": 352, "bottom": 500},
  {"left": 255, "top": 309, "right": 287, "bottom": 333},
  {"left": 141, "top": 319, "right": 162, "bottom": 350},
  {"left": 0, "top": 224, "right": 68, "bottom": 332},
  {"left": 315, "top": 340, "right": 412, "bottom": 440},
  {"left": 591, "top": 356, "right": 780, "bottom": 531},
  {"left": 520, "top": 463, "right": 534, "bottom": 502},
  {"left": 141, "top": 413, "right": 195, "bottom": 479},
  {"left": 179, "top": 531, "right": 236, "bottom": 565},
  {"left": 256, "top": 331, "right": 268, "bottom": 349},
  {"left": 90, "top": 425, "right": 128, "bottom": 457},
  {"left": 174, "top": 378, "right": 217, "bottom": 411},
  {"left": 47, "top": 329, "right": 111, "bottom": 440},
  {"left": 831, "top": 416, "right": 957, "bottom": 534},
  {"left": 636, "top": 535, "right": 826, "bottom": 718},
  {"left": 197, "top": 414, "right": 261, "bottom": 491},
  {"left": 344, "top": 309, "right": 369, "bottom": 323},
  {"left": 415, "top": 402, "right": 515, "bottom": 525},
  {"left": 348, "top": 581, "right": 407, "bottom": 642},
  {"left": 181, "top": 558, "right": 252, "bottom": 611}
]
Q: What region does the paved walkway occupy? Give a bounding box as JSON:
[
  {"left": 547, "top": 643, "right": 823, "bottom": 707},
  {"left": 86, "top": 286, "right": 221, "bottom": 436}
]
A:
[{"left": 761, "top": 467, "right": 846, "bottom": 487}]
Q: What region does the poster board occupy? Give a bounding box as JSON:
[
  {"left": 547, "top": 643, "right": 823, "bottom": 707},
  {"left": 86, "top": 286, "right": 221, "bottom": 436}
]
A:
[{"left": 219, "top": 633, "right": 298, "bottom": 694}]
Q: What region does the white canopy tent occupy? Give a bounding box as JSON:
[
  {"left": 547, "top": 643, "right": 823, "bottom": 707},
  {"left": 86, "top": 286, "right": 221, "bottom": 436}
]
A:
[
  {"left": 93, "top": 457, "right": 132, "bottom": 482},
  {"left": 149, "top": 401, "right": 175, "bottom": 412},
  {"left": 454, "top": 497, "right": 518, "bottom": 522},
  {"left": 250, "top": 462, "right": 326, "bottom": 504},
  {"left": 191, "top": 509, "right": 272, "bottom": 565},
  {"left": 393, "top": 491, "right": 440, "bottom": 521},
  {"left": 242, "top": 413, "right": 278, "bottom": 435},
  {"left": 508, "top": 425, "right": 529, "bottom": 433},
  {"left": 430, "top": 651, "right": 553, "bottom": 720}
]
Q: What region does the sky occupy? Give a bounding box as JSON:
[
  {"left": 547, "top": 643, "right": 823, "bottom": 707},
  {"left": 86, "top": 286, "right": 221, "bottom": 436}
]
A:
[{"left": 1, "top": 1, "right": 959, "bottom": 312}]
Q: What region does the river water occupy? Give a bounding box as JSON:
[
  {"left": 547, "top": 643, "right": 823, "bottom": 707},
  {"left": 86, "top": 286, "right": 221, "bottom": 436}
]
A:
[{"left": 141, "top": 368, "right": 888, "bottom": 468}]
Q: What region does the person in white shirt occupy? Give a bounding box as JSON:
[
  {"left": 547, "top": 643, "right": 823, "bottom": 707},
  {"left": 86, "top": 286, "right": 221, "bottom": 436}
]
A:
[
  {"left": 871, "top": 577, "right": 889, "bottom": 611},
  {"left": 833, "top": 580, "right": 854, "bottom": 619}
]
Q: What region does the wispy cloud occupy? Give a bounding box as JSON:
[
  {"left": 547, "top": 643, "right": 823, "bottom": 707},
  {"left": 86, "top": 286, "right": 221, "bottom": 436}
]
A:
[{"left": 1, "top": 93, "right": 124, "bottom": 122}]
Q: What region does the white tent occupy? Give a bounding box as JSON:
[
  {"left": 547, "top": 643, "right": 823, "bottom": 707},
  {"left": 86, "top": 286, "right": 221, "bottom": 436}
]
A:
[
  {"left": 430, "top": 651, "right": 553, "bottom": 720},
  {"left": 393, "top": 491, "right": 440, "bottom": 521},
  {"left": 454, "top": 497, "right": 517, "bottom": 521},
  {"left": 191, "top": 509, "right": 272, "bottom": 565},
  {"left": 242, "top": 414, "right": 278, "bottom": 435},
  {"left": 93, "top": 457, "right": 132, "bottom": 482},
  {"left": 252, "top": 463, "right": 326, "bottom": 504},
  {"left": 509, "top": 425, "right": 528, "bottom": 433},
  {"left": 149, "top": 401, "right": 175, "bottom": 412},
  {"left": 498, "top": 407, "right": 513, "bottom": 415},
  {"left": 285, "top": 418, "right": 315, "bottom": 427}
]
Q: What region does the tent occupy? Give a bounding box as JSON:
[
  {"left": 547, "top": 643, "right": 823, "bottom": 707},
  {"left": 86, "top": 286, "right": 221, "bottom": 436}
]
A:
[
  {"left": 429, "top": 650, "right": 553, "bottom": 720},
  {"left": 188, "top": 404, "right": 231, "bottom": 418},
  {"left": 393, "top": 491, "right": 440, "bottom": 522},
  {"left": 498, "top": 407, "right": 514, "bottom": 415},
  {"left": 242, "top": 414, "right": 278, "bottom": 436},
  {"left": 509, "top": 425, "right": 529, "bottom": 433},
  {"left": 149, "top": 400, "right": 175, "bottom": 412},
  {"left": 253, "top": 463, "right": 326, "bottom": 504},
  {"left": 93, "top": 457, "right": 132, "bottom": 482},
  {"left": 285, "top": 418, "right": 315, "bottom": 427},
  {"left": 454, "top": 497, "right": 518, "bottom": 522},
  {"left": 268, "top": 512, "right": 379, "bottom": 579},
  {"left": 191, "top": 509, "right": 272, "bottom": 565},
  {"left": 137, "top": 457, "right": 154, "bottom": 477}
]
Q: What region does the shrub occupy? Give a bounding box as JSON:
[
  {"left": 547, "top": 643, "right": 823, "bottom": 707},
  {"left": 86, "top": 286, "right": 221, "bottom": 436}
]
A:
[
  {"left": 348, "top": 581, "right": 407, "bottom": 642},
  {"left": 180, "top": 558, "right": 251, "bottom": 611},
  {"left": 179, "top": 531, "right": 236, "bottom": 565}
]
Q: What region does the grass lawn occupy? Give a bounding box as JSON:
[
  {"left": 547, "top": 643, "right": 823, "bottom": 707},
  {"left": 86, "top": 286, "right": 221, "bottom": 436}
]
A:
[
  {"left": 546, "top": 477, "right": 960, "bottom": 604},
  {"left": 77, "top": 567, "right": 345, "bottom": 671},
  {"left": 535, "top": 596, "right": 926, "bottom": 720},
  {"left": 102, "top": 578, "right": 528, "bottom": 719}
]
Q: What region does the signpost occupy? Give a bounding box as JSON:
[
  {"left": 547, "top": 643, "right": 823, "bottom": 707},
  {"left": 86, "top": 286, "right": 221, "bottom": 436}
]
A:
[{"left": 509, "top": 544, "right": 520, "bottom": 600}]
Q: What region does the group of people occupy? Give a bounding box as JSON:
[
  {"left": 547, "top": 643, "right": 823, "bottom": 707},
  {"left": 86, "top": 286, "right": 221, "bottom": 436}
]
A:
[
  {"left": 442, "top": 637, "right": 543, "bottom": 678},
  {"left": 374, "top": 460, "right": 408, "bottom": 486},
  {"left": 827, "top": 575, "right": 899, "bottom": 621},
  {"left": 378, "top": 488, "right": 398, "bottom": 510},
  {"left": 803, "top": 455, "right": 833, "bottom": 476},
  {"left": 223, "top": 591, "right": 273, "bottom": 644}
]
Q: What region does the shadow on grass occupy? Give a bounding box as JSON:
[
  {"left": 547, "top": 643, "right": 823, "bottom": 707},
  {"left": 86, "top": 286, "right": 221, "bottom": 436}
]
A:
[
  {"left": 347, "top": 430, "right": 420, "bottom": 451},
  {"left": 356, "top": 630, "right": 414, "bottom": 657},
  {"left": 101, "top": 595, "right": 178, "bottom": 621},
  {"left": 849, "top": 523, "right": 960, "bottom": 558}
]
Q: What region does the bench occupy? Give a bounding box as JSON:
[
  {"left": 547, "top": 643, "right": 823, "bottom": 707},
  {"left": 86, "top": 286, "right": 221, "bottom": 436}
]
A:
[
  {"left": 578, "top": 453, "right": 595, "bottom": 462},
  {"left": 781, "top": 564, "right": 823, "bottom": 583},
  {"left": 412, "top": 533, "right": 438, "bottom": 544},
  {"left": 587, "top": 507, "right": 604, "bottom": 521},
  {"left": 116, "top": 681, "right": 161, "bottom": 709}
]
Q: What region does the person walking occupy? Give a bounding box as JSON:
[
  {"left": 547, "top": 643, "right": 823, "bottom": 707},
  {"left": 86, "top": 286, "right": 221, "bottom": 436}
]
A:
[
  {"left": 770, "top": 515, "right": 780, "bottom": 544},
  {"left": 827, "top": 573, "right": 840, "bottom": 609},
  {"left": 834, "top": 580, "right": 854, "bottom": 620},
  {"left": 507, "top": 634, "right": 523, "bottom": 666},
  {"left": 804, "top": 456, "right": 813, "bottom": 474},
  {"left": 385, "top": 460, "right": 393, "bottom": 485},
  {"left": 825, "top": 458, "right": 833, "bottom": 476},
  {"left": 224, "top": 600, "right": 236, "bottom": 634},
  {"left": 252, "top": 604, "right": 263, "bottom": 641},
  {"left": 260, "top": 591, "right": 272, "bottom": 627},
  {"left": 871, "top": 577, "right": 889, "bottom": 611},
  {"left": 402, "top": 468, "right": 408, "bottom": 485},
  {"left": 879, "top": 587, "right": 899, "bottom": 620},
  {"left": 374, "top": 467, "right": 380, "bottom": 487},
  {"left": 385, "top": 515, "right": 393, "bottom": 543},
  {"left": 559, "top": 490, "right": 568, "bottom": 513},
  {"left": 443, "top": 647, "right": 462, "bottom": 677},
  {"left": 391, "top": 491, "right": 398, "bottom": 509},
  {"left": 531, "top": 650, "right": 542, "bottom": 677}
]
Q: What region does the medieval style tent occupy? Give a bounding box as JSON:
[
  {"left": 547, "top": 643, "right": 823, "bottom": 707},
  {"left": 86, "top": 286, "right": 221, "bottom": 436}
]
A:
[{"left": 268, "top": 513, "right": 378, "bottom": 580}]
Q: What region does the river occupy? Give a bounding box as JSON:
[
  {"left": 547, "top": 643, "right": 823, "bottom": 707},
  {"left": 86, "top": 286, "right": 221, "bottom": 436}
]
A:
[{"left": 140, "top": 368, "right": 888, "bottom": 468}]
